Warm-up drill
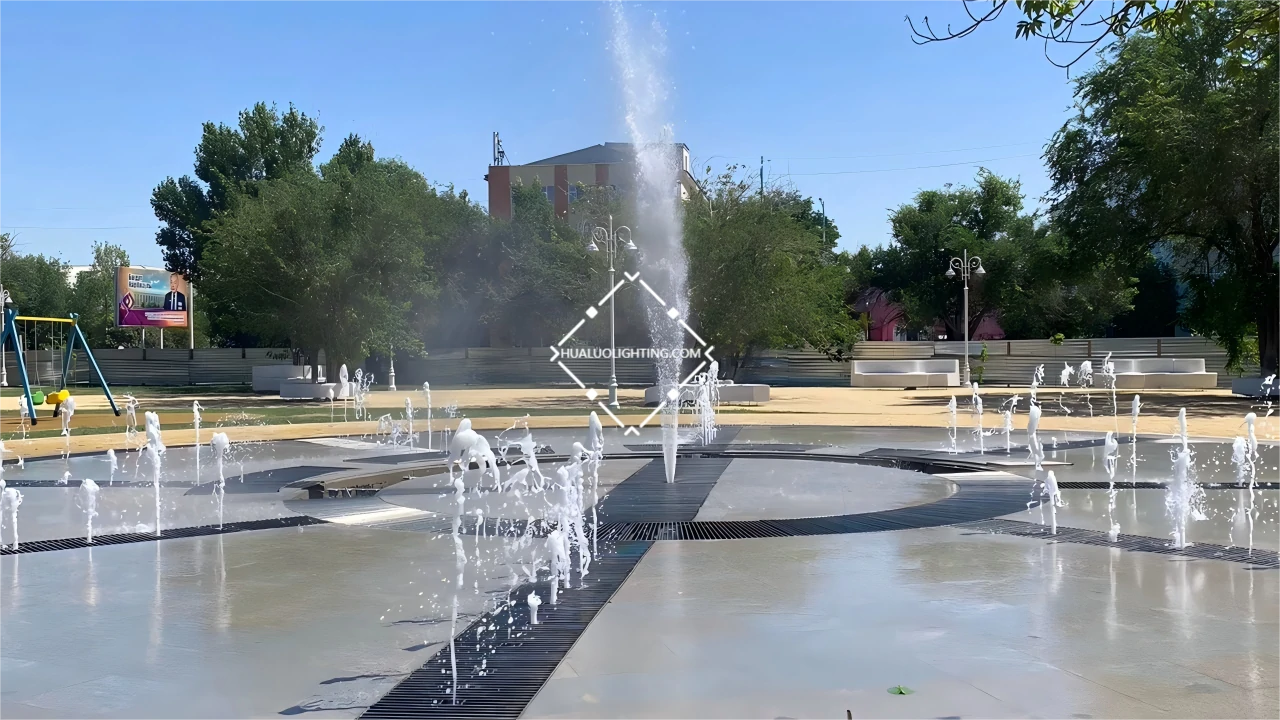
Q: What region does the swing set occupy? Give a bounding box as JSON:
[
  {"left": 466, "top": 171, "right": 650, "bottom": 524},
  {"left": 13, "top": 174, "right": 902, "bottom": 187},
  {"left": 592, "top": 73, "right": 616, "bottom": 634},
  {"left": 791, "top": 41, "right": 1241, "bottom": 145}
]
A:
[{"left": 1, "top": 305, "right": 119, "bottom": 425}]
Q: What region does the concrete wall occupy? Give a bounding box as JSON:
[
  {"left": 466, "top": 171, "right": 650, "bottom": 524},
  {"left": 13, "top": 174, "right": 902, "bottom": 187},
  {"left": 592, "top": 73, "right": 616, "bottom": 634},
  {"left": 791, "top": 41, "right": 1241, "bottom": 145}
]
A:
[
  {"left": 4, "top": 348, "right": 295, "bottom": 388},
  {"left": 4, "top": 337, "right": 1248, "bottom": 390}
]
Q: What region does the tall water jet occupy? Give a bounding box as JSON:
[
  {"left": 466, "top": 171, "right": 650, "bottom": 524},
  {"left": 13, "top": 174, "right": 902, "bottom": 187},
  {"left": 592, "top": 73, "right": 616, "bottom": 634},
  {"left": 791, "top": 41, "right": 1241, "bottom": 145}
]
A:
[
  {"left": 124, "top": 394, "right": 140, "bottom": 446},
  {"left": 77, "top": 477, "right": 100, "bottom": 543},
  {"left": 144, "top": 411, "right": 166, "bottom": 537},
  {"left": 447, "top": 472, "right": 466, "bottom": 705},
  {"left": 970, "top": 382, "right": 984, "bottom": 454},
  {"left": 947, "top": 396, "right": 958, "bottom": 453},
  {"left": 60, "top": 394, "right": 76, "bottom": 460},
  {"left": 1002, "top": 395, "right": 1020, "bottom": 453},
  {"left": 693, "top": 361, "right": 720, "bottom": 444},
  {"left": 1057, "top": 363, "right": 1073, "bottom": 415},
  {"left": 211, "top": 432, "right": 230, "bottom": 529},
  {"left": 587, "top": 411, "right": 604, "bottom": 555},
  {"left": 1077, "top": 360, "right": 1094, "bottom": 417},
  {"left": 404, "top": 397, "right": 415, "bottom": 449},
  {"left": 1129, "top": 395, "right": 1142, "bottom": 482},
  {"left": 1103, "top": 431, "right": 1119, "bottom": 540},
  {"left": 1244, "top": 412, "right": 1258, "bottom": 460},
  {"left": 1027, "top": 402, "right": 1044, "bottom": 471},
  {"left": 1176, "top": 407, "right": 1188, "bottom": 451},
  {"left": 423, "top": 382, "right": 433, "bottom": 449},
  {"left": 1, "top": 486, "right": 22, "bottom": 550},
  {"left": 1101, "top": 352, "right": 1118, "bottom": 424},
  {"left": 1030, "top": 364, "right": 1044, "bottom": 405},
  {"left": 610, "top": 4, "right": 686, "bottom": 484},
  {"left": 192, "top": 401, "right": 202, "bottom": 484},
  {"left": 1042, "top": 469, "right": 1063, "bottom": 534},
  {"left": 1167, "top": 445, "right": 1204, "bottom": 549}
]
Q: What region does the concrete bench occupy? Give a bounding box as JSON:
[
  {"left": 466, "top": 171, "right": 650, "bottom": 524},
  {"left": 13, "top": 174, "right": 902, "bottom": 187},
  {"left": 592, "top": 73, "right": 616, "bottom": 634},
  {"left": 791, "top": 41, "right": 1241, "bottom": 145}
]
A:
[
  {"left": 253, "top": 364, "right": 316, "bottom": 393},
  {"left": 279, "top": 379, "right": 355, "bottom": 400},
  {"left": 1108, "top": 358, "right": 1216, "bottom": 390},
  {"left": 851, "top": 359, "right": 959, "bottom": 388},
  {"left": 643, "top": 383, "right": 770, "bottom": 406}
]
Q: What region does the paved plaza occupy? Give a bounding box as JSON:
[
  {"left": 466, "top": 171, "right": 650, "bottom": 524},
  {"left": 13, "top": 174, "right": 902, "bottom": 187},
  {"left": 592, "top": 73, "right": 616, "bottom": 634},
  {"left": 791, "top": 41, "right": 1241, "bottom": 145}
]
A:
[{"left": 1, "top": 422, "right": 1277, "bottom": 718}]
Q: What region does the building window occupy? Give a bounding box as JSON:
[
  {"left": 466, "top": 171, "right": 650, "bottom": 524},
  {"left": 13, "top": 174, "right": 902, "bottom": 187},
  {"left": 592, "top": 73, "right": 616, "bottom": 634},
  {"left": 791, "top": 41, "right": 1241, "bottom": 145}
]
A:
[
  {"left": 542, "top": 186, "right": 555, "bottom": 204},
  {"left": 568, "top": 185, "right": 583, "bottom": 204}
]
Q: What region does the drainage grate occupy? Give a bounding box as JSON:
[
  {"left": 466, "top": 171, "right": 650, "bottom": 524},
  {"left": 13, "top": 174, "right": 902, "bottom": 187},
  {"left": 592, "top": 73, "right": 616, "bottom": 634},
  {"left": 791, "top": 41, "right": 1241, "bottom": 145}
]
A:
[
  {"left": 958, "top": 518, "right": 1280, "bottom": 568},
  {"left": 1056, "top": 480, "right": 1280, "bottom": 491},
  {"left": 0, "top": 515, "right": 326, "bottom": 555},
  {"left": 596, "top": 457, "right": 732, "bottom": 523},
  {"left": 593, "top": 480, "right": 1033, "bottom": 542},
  {"left": 360, "top": 540, "right": 652, "bottom": 719}
]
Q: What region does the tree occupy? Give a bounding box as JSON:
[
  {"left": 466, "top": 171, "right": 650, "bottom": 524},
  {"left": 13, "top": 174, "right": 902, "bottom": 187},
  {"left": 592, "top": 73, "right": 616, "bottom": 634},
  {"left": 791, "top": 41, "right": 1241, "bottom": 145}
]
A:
[
  {"left": 684, "top": 168, "right": 855, "bottom": 377},
  {"left": 68, "top": 242, "right": 138, "bottom": 348},
  {"left": 201, "top": 138, "right": 434, "bottom": 380},
  {"left": 908, "top": 0, "right": 1276, "bottom": 72},
  {"left": 866, "top": 170, "right": 1134, "bottom": 340},
  {"left": 152, "top": 102, "right": 323, "bottom": 282},
  {"left": 0, "top": 234, "right": 70, "bottom": 348},
  {"left": 1044, "top": 5, "right": 1278, "bottom": 373}
]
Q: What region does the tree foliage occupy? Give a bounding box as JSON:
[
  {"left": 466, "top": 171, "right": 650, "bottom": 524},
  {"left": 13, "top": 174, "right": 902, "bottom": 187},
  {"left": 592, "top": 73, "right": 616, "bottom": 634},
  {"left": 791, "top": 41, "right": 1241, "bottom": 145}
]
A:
[
  {"left": 861, "top": 171, "right": 1134, "bottom": 340},
  {"left": 909, "top": 0, "right": 1276, "bottom": 72},
  {"left": 67, "top": 242, "right": 139, "bottom": 349},
  {"left": 202, "top": 136, "right": 435, "bottom": 378},
  {"left": 1044, "top": 4, "right": 1278, "bottom": 372},
  {"left": 0, "top": 234, "right": 69, "bottom": 348},
  {"left": 152, "top": 102, "right": 322, "bottom": 282},
  {"left": 684, "top": 168, "right": 855, "bottom": 375}
]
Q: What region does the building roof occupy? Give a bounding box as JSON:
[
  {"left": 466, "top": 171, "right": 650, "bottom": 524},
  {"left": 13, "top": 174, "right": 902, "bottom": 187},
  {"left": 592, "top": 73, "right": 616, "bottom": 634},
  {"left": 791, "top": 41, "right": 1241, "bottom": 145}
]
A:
[{"left": 526, "top": 142, "right": 687, "bottom": 166}]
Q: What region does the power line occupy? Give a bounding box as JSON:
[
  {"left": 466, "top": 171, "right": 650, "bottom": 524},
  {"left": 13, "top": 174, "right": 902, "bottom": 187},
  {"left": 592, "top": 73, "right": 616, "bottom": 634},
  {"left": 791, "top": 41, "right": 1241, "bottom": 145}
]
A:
[
  {"left": 772, "top": 141, "right": 1041, "bottom": 162},
  {"left": 0, "top": 225, "right": 155, "bottom": 230},
  {"left": 785, "top": 153, "right": 1037, "bottom": 177}
]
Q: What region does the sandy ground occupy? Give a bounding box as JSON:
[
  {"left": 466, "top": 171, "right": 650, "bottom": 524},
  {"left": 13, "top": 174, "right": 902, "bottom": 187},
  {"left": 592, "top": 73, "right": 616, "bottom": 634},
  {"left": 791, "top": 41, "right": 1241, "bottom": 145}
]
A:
[{"left": 1, "top": 386, "right": 1272, "bottom": 461}]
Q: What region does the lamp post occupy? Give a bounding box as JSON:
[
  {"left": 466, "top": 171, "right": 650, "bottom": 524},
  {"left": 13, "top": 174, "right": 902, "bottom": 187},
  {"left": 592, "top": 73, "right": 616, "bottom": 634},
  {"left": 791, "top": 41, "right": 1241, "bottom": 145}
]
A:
[
  {"left": 587, "top": 215, "right": 637, "bottom": 407},
  {"left": 945, "top": 249, "right": 985, "bottom": 386}
]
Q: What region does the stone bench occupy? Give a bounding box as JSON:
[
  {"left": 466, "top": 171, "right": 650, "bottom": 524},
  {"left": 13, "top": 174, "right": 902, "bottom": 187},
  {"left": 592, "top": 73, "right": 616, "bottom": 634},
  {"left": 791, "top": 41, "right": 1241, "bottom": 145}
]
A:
[
  {"left": 851, "top": 359, "right": 959, "bottom": 388},
  {"left": 1108, "top": 358, "right": 1216, "bottom": 390},
  {"left": 643, "top": 383, "right": 770, "bottom": 406},
  {"left": 252, "top": 364, "right": 316, "bottom": 393},
  {"left": 279, "top": 379, "right": 355, "bottom": 400}
]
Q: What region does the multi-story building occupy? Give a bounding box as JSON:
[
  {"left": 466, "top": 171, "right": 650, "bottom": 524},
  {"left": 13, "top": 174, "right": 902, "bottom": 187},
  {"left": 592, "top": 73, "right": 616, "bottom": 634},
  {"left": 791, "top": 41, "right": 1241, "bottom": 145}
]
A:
[{"left": 485, "top": 138, "right": 699, "bottom": 221}]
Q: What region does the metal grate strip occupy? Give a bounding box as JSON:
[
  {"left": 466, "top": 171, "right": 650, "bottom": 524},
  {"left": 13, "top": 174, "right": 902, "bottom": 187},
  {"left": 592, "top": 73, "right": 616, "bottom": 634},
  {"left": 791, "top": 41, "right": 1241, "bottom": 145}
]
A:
[
  {"left": 959, "top": 518, "right": 1279, "bottom": 568},
  {"left": 0, "top": 515, "right": 325, "bottom": 556},
  {"left": 360, "top": 540, "right": 653, "bottom": 719}
]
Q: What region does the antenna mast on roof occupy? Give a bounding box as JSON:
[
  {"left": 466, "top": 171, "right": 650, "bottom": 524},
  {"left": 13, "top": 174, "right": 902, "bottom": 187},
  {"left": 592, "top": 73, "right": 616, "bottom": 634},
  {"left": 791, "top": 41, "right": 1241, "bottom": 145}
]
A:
[{"left": 492, "top": 132, "right": 507, "bottom": 166}]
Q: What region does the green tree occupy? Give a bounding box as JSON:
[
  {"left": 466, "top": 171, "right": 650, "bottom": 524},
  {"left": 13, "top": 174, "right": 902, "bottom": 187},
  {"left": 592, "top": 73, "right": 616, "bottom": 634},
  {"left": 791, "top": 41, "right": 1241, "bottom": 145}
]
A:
[
  {"left": 909, "top": 0, "right": 1276, "bottom": 72},
  {"left": 67, "top": 242, "right": 138, "bottom": 348},
  {"left": 152, "top": 102, "right": 323, "bottom": 282},
  {"left": 867, "top": 170, "right": 1134, "bottom": 340},
  {"left": 684, "top": 169, "right": 855, "bottom": 377},
  {"left": 0, "top": 234, "right": 70, "bottom": 348},
  {"left": 202, "top": 137, "right": 434, "bottom": 380},
  {"left": 1044, "top": 5, "right": 1278, "bottom": 373}
]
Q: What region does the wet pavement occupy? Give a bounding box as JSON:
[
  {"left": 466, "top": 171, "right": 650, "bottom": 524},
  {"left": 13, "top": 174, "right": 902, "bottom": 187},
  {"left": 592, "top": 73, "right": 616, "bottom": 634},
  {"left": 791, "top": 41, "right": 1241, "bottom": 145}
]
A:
[{"left": 1, "top": 423, "right": 1277, "bottom": 719}]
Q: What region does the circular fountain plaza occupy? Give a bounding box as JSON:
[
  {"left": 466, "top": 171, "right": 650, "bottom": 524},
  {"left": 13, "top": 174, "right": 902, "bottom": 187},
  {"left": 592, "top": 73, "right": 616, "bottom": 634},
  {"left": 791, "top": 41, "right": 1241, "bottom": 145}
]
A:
[{"left": 0, "top": 393, "right": 1277, "bottom": 719}]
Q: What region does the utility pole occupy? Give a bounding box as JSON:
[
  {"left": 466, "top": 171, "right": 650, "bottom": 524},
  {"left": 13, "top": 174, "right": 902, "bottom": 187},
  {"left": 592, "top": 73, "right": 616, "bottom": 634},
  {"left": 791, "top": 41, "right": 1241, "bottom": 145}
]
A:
[{"left": 759, "top": 156, "right": 764, "bottom": 197}]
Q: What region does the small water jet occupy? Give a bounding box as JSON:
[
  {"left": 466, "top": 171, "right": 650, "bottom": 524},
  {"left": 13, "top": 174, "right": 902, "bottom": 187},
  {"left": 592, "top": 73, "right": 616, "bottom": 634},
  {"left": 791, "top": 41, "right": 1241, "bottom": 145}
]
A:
[
  {"left": 1103, "top": 431, "right": 1120, "bottom": 540},
  {"left": 192, "top": 400, "right": 203, "bottom": 484},
  {"left": 1, "top": 485, "right": 23, "bottom": 550},
  {"left": 404, "top": 397, "right": 415, "bottom": 449},
  {"left": 1166, "top": 443, "right": 1205, "bottom": 549},
  {"left": 77, "top": 477, "right": 100, "bottom": 543},
  {"left": 106, "top": 448, "right": 117, "bottom": 485},
  {"left": 144, "top": 411, "right": 166, "bottom": 537},
  {"left": 1077, "top": 360, "right": 1094, "bottom": 417},
  {"left": 970, "top": 382, "right": 984, "bottom": 454},
  {"left": 526, "top": 591, "right": 541, "bottom": 625},
  {"left": 211, "top": 432, "right": 230, "bottom": 529},
  {"left": 422, "top": 382, "right": 433, "bottom": 449}
]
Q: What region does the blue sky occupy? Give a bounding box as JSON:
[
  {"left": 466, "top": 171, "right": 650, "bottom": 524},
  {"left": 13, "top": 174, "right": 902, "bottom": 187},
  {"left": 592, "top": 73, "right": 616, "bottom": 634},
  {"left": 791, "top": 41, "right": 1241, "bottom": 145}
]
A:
[{"left": 1, "top": 2, "right": 1088, "bottom": 266}]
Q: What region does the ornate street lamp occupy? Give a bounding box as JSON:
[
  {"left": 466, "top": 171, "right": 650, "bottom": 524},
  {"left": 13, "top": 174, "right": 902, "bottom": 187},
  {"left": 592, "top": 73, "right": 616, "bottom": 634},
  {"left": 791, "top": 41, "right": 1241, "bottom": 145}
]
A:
[
  {"left": 587, "top": 216, "right": 637, "bottom": 407},
  {"left": 945, "top": 249, "right": 986, "bottom": 386}
]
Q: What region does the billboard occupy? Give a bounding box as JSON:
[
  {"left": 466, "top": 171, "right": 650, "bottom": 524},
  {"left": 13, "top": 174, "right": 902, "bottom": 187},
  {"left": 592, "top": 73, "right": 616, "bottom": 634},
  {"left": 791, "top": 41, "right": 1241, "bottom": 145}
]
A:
[{"left": 116, "top": 266, "right": 189, "bottom": 328}]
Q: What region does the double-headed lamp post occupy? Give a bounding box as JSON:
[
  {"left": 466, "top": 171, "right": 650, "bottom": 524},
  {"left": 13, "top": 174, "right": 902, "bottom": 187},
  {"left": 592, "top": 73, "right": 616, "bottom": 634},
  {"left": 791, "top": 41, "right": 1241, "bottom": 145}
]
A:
[
  {"left": 587, "top": 215, "right": 637, "bottom": 408},
  {"left": 945, "top": 249, "right": 986, "bottom": 386}
]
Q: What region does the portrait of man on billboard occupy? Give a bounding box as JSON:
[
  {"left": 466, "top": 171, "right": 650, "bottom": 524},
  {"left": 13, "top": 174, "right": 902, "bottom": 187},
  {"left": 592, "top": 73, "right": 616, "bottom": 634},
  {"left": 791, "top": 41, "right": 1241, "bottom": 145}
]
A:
[{"left": 164, "top": 272, "right": 187, "bottom": 311}]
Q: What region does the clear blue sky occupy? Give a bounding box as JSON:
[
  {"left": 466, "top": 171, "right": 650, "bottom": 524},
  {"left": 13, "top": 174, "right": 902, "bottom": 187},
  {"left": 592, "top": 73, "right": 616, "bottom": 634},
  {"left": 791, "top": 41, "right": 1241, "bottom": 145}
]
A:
[{"left": 1, "top": 1, "right": 1087, "bottom": 266}]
